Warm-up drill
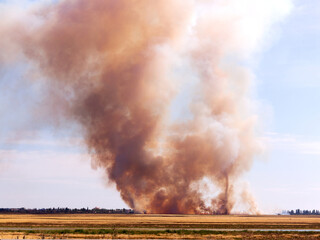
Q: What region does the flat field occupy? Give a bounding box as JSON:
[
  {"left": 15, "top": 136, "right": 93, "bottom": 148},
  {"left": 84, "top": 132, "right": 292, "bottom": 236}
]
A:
[{"left": 1, "top": 214, "right": 320, "bottom": 239}]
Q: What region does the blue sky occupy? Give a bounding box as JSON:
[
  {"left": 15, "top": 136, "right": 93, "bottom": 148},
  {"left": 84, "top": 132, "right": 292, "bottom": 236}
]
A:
[
  {"left": 247, "top": 0, "right": 320, "bottom": 212},
  {"left": 0, "top": 0, "right": 320, "bottom": 213}
]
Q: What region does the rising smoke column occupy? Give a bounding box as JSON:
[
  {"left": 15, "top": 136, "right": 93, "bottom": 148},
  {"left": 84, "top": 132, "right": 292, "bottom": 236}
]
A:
[{"left": 0, "top": 0, "right": 292, "bottom": 214}]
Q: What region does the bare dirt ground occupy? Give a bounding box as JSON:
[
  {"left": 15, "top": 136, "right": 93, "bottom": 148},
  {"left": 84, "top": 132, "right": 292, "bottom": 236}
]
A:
[{"left": 0, "top": 214, "right": 320, "bottom": 239}]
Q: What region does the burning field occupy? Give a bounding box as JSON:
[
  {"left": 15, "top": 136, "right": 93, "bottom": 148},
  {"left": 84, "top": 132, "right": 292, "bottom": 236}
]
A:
[{"left": 0, "top": 0, "right": 292, "bottom": 214}]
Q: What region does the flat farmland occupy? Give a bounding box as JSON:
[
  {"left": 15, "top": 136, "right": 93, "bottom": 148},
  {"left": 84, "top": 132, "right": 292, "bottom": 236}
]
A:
[
  {"left": 1, "top": 214, "right": 320, "bottom": 239},
  {"left": 1, "top": 214, "right": 320, "bottom": 229}
]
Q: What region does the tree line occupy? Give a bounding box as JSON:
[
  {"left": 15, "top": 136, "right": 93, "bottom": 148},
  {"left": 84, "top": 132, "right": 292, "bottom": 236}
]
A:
[
  {"left": 285, "top": 209, "right": 320, "bottom": 215},
  {"left": 0, "top": 207, "right": 134, "bottom": 214}
]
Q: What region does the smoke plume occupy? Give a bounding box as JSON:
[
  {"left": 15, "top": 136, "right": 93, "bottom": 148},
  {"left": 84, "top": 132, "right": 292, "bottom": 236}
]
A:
[{"left": 0, "top": 0, "right": 292, "bottom": 214}]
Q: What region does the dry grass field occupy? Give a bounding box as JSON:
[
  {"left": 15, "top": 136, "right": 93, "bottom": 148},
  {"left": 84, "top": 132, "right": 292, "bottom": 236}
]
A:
[
  {"left": 1, "top": 214, "right": 320, "bottom": 228},
  {"left": 0, "top": 214, "right": 320, "bottom": 239}
]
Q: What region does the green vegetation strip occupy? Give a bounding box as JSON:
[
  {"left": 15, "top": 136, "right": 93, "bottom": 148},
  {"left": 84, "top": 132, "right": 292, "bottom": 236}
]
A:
[{"left": 3, "top": 229, "right": 320, "bottom": 236}]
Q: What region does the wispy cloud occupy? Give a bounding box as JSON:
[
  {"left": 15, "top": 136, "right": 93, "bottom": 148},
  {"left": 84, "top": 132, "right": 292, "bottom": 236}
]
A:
[
  {"left": 0, "top": 135, "right": 124, "bottom": 208},
  {"left": 4, "top": 136, "right": 85, "bottom": 148},
  {"left": 0, "top": 139, "right": 109, "bottom": 193},
  {"left": 264, "top": 186, "right": 320, "bottom": 195},
  {"left": 263, "top": 132, "right": 320, "bottom": 155}
]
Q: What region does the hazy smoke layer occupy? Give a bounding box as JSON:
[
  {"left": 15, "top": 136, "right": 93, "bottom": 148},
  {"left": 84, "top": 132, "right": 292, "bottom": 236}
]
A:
[{"left": 0, "top": 0, "right": 292, "bottom": 214}]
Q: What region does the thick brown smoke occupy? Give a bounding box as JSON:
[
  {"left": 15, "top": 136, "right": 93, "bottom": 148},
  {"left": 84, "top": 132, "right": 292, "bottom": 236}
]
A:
[{"left": 0, "top": 0, "right": 273, "bottom": 214}]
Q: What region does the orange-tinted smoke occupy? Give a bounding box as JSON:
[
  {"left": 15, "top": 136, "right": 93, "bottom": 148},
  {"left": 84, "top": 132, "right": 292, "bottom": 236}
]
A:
[{"left": 2, "top": 0, "right": 262, "bottom": 214}]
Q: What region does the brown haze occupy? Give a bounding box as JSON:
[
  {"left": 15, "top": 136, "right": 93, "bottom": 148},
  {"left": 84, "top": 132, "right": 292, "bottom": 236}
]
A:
[{"left": 0, "top": 0, "right": 283, "bottom": 214}]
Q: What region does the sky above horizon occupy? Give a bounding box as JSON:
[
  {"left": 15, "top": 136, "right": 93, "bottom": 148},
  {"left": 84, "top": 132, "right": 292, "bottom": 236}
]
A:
[{"left": 0, "top": 0, "right": 320, "bottom": 214}]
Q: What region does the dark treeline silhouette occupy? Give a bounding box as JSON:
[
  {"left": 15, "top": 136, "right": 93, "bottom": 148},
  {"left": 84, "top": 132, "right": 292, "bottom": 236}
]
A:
[
  {"left": 286, "top": 209, "right": 320, "bottom": 215},
  {"left": 0, "top": 207, "right": 134, "bottom": 214}
]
